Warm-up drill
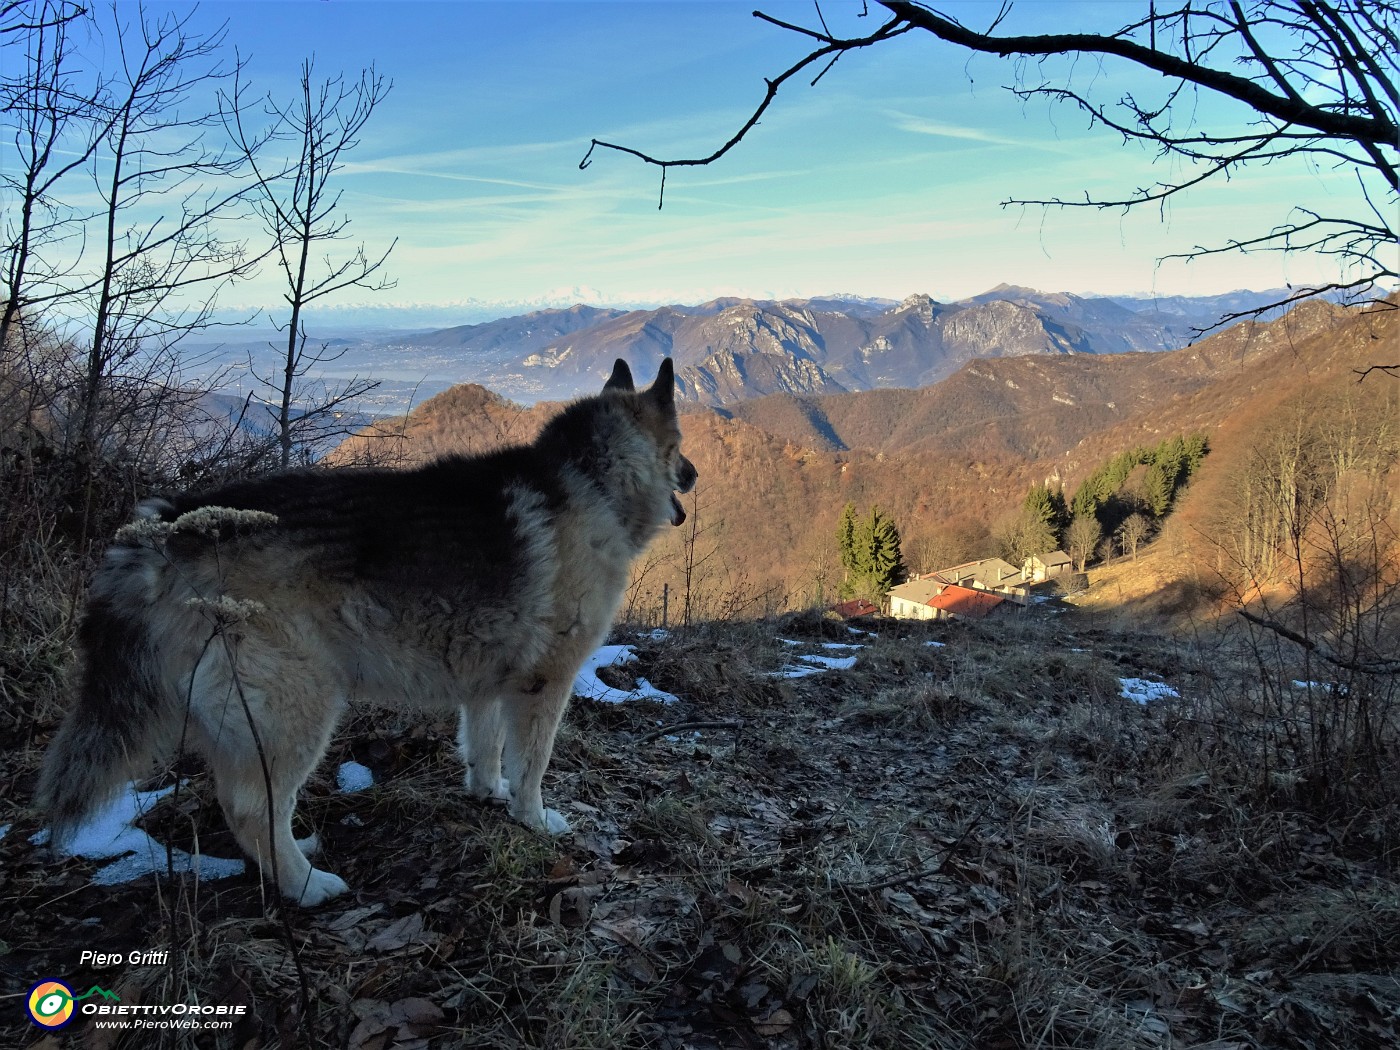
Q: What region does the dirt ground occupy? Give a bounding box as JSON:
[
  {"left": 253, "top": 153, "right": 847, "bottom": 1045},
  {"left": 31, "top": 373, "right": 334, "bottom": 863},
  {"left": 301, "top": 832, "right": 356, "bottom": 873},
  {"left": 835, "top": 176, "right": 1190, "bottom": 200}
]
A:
[{"left": 3, "top": 613, "right": 1398, "bottom": 1049}]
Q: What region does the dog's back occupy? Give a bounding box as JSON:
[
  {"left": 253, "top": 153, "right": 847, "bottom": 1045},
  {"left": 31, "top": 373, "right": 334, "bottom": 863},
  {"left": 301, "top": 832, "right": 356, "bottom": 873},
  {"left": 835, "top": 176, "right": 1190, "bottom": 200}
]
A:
[
  {"left": 36, "top": 448, "right": 565, "bottom": 834},
  {"left": 36, "top": 358, "right": 697, "bottom": 905}
]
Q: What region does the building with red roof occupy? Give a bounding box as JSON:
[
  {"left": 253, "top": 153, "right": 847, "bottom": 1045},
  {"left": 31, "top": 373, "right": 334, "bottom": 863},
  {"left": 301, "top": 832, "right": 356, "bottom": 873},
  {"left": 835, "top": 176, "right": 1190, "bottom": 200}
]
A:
[
  {"left": 888, "top": 581, "right": 1011, "bottom": 622},
  {"left": 831, "top": 598, "right": 879, "bottom": 619}
]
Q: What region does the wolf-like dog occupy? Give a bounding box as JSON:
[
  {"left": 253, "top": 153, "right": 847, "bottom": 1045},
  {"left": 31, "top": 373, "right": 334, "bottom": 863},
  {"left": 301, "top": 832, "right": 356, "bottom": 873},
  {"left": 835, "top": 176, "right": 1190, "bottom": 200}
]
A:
[{"left": 36, "top": 359, "right": 697, "bottom": 906}]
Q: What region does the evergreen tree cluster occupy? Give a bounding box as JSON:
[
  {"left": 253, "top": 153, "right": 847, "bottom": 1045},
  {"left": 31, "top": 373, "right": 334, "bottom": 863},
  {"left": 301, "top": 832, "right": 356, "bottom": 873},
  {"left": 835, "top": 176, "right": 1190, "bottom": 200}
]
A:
[
  {"left": 836, "top": 502, "right": 907, "bottom": 602},
  {"left": 1020, "top": 483, "right": 1070, "bottom": 556},
  {"left": 1069, "top": 434, "right": 1209, "bottom": 535}
]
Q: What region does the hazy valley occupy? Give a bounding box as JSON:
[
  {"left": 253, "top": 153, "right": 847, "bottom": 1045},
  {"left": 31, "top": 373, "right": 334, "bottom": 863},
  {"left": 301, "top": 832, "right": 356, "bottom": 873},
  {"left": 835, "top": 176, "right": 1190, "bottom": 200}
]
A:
[
  {"left": 197, "top": 285, "right": 1311, "bottom": 416},
  {"left": 335, "top": 294, "right": 1397, "bottom": 627}
]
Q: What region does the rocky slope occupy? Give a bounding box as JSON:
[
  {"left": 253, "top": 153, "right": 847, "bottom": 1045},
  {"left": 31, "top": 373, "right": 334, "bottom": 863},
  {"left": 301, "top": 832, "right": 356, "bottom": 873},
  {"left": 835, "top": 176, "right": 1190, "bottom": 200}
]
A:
[{"left": 393, "top": 287, "right": 1303, "bottom": 405}]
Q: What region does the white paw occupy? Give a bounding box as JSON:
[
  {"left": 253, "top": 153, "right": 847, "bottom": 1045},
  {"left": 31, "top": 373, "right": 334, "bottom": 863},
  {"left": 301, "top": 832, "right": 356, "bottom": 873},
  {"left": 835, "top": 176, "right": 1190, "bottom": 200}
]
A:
[
  {"left": 468, "top": 774, "right": 511, "bottom": 803},
  {"left": 541, "top": 808, "right": 572, "bottom": 835},
  {"left": 295, "top": 833, "right": 321, "bottom": 857},
  {"left": 290, "top": 868, "right": 349, "bottom": 907}
]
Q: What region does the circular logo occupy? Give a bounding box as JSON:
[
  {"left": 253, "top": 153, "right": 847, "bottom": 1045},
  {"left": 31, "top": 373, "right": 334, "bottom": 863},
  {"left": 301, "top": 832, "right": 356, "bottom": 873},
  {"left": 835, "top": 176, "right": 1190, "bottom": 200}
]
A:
[{"left": 28, "top": 979, "right": 76, "bottom": 1028}]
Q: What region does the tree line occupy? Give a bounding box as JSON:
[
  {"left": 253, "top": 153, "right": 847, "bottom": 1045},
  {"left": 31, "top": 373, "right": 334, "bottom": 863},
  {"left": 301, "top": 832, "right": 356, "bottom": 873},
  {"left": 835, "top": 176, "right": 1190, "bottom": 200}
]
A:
[
  {"left": 1003, "top": 433, "right": 1210, "bottom": 572},
  {"left": 1, "top": 0, "right": 394, "bottom": 502},
  {"left": 1, "top": 0, "right": 396, "bottom": 661}
]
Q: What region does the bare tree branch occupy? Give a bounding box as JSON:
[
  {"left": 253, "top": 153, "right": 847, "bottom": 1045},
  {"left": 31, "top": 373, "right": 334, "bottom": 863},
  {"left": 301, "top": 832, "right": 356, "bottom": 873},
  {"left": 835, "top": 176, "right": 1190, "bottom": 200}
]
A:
[
  {"left": 222, "top": 58, "right": 394, "bottom": 466},
  {"left": 580, "top": 12, "right": 911, "bottom": 207},
  {"left": 1353, "top": 363, "right": 1400, "bottom": 381},
  {"left": 881, "top": 1, "right": 1395, "bottom": 145},
  {"left": 1238, "top": 607, "right": 1400, "bottom": 675},
  {"left": 584, "top": 1, "right": 1398, "bottom": 311}
]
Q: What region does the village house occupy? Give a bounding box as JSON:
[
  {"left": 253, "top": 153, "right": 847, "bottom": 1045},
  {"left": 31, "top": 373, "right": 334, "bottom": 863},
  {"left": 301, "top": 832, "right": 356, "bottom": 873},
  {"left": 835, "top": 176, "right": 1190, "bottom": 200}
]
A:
[
  {"left": 932, "top": 558, "right": 1031, "bottom": 604},
  {"left": 887, "top": 577, "right": 949, "bottom": 620},
  {"left": 1023, "top": 549, "right": 1073, "bottom": 583},
  {"left": 887, "top": 580, "right": 1011, "bottom": 622}
]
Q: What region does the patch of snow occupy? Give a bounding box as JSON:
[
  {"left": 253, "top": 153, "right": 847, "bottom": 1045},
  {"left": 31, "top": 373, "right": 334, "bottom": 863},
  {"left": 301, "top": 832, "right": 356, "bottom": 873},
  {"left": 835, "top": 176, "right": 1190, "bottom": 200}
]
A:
[
  {"left": 1292, "top": 680, "right": 1345, "bottom": 694},
  {"left": 337, "top": 761, "right": 375, "bottom": 793},
  {"left": 925, "top": 641, "right": 947, "bottom": 648},
  {"left": 1119, "top": 678, "right": 1180, "bottom": 704},
  {"left": 797, "top": 653, "right": 859, "bottom": 671},
  {"left": 574, "top": 645, "right": 679, "bottom": 704},
  {"left": 771, "top": 639, "right": 865, "bottom": 678},
  {"left": 0, "top": 823, "right": 9, "bottom": 841},
  {"left": 775, "top": 663, "right": 828, "bottom": 679},
  {"left": 33, "top": 782, "right": 245, "bottom": 887}
]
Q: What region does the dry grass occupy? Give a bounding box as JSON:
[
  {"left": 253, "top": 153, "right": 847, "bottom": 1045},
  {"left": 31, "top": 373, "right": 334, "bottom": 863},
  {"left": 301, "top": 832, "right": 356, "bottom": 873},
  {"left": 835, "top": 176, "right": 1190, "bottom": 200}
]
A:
[{"left": 4, "top": 611, "right": 1399, "bottom": 1049}]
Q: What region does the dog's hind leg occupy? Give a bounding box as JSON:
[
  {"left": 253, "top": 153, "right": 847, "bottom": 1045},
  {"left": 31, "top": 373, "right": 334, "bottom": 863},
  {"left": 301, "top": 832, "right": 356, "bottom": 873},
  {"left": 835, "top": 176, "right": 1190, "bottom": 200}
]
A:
[
  {"left": 500, "top": 678, "right": 573, "bottom": 835},
  {"left": 459, "top": 699, "right": 510, "bottom": 803},
  {"left": 193, "top": 684, "right": 348, "bottom": 907}
]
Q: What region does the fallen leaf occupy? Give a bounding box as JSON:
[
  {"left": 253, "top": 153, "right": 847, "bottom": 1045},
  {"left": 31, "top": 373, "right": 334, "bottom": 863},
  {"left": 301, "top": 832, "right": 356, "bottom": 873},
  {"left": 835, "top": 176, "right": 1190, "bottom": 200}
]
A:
[
  {"left": 754, "top": 1007, "right": 793, "bottom": 1037},
  {"left": 366, "top": 912, "right": 432, "bottom": 952},
  {"left": 324, "top": 904, "right": 386, "bottom": 932}
]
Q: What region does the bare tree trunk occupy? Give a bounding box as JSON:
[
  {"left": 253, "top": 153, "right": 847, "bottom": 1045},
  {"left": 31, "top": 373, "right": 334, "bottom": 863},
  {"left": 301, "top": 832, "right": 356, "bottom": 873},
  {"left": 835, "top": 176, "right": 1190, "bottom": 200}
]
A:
[{"left": 223, "top": 59, "right": 394, "bottom": 468}]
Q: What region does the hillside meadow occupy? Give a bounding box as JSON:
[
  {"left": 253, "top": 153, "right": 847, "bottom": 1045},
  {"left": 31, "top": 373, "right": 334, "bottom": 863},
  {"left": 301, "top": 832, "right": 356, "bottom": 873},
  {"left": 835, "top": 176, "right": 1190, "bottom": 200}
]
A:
[
  {"left": 2, "top": 301, "right": 1397, "bottom": 1048},
  {"left": 4, "top": 612, "right": 1398, "bottom": 1049}
]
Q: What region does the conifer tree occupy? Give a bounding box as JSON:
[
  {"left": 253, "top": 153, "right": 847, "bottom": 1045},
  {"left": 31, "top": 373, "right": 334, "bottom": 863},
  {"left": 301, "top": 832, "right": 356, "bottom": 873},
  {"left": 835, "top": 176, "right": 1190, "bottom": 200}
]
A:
[
  {"left": 1153, "top": 435, "right": 1187, "bottom": 492},
  {"left": 1142, "top": 462, "right": 1173, "bottom": 518},
  {"left": 1183, "top": 434, "right": 1209, "bottom": 475},
  {"left": 866, "top": 505, "right": 906, "bottom": 597},
  {"left": 836, "top": 502, "right": 906, "bottom": 600},
  {"left": 837, "top": 502, "right": 859, "bottom": 580},
  {"left": 1022, "top": 483, "right": 1067, "bottom": 553}
]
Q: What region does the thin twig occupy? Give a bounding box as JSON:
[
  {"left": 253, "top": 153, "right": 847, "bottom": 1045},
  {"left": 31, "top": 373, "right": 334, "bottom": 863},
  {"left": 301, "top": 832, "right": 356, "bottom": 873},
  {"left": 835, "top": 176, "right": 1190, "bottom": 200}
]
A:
[
  {"left": 1238, "top": 608, "right": 1400, "bottom": 675},
  {"left": 640, "top": 720, "right": 743, "bottom": 744},
  {"left": 848, "top": 801, "right": 990, "bottom": 891}
]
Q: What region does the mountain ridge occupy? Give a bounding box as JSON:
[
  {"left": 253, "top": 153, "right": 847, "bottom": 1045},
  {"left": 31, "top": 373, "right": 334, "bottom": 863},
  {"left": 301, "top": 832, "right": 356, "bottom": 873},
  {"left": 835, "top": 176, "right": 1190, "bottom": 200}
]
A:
[
  {"left": 333, "top": 297, "right": 1395, "bottom": 614},
  {"left": 387, "top": 287, "right": 1308, "bottom": 406}
]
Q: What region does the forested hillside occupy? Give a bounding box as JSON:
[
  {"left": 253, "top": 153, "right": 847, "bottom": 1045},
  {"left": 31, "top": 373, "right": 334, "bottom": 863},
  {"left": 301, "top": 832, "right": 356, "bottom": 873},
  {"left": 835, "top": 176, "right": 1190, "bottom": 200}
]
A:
[{"left": 334, "top": 299, "right": 1397, "bottom": 624}]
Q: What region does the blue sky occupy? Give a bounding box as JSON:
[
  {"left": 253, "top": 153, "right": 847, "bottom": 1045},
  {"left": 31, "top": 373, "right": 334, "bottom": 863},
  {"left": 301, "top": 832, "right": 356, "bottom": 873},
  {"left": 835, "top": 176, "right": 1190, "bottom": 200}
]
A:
[{"left": 131, "top": 1, "right": 1370, "bottom": 312}]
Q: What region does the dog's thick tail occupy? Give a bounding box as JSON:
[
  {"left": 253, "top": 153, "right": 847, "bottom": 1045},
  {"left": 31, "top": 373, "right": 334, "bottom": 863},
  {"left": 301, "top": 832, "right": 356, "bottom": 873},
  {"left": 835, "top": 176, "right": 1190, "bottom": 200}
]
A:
[{"left": 34, "top": 593, "right": 173, "bottom": 847}]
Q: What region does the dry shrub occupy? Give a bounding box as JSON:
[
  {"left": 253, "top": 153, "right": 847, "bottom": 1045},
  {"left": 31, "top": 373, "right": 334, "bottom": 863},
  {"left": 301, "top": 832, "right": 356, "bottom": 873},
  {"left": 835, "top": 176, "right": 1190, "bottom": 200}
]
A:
[
  {"left": 631, "top": 621, "right": 791, "bottom": 712},
  {"left": 835, "top": 680, "right": 966, "bottom": 733}
]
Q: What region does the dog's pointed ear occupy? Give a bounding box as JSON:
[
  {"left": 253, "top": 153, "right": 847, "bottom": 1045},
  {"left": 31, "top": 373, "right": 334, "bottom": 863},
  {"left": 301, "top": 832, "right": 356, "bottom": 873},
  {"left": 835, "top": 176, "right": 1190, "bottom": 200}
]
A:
[
  {"left": 603, "top": 359, "right": 635, "bottom": 393},
  {"left": 647, "top": 358, "right": 675, "bottom": 409}
]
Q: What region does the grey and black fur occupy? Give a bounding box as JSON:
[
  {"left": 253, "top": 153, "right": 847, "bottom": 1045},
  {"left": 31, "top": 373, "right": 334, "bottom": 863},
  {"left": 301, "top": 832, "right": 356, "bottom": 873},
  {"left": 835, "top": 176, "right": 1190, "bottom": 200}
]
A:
[{"left": 36, "top": 359, "right": 697, "bottom": 905}]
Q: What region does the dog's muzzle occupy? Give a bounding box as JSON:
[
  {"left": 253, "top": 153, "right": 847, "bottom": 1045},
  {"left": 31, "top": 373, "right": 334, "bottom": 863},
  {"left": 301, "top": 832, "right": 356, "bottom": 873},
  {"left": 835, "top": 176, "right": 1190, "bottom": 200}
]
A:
[{"left": 669, "top": 455, "right": 698, "bottom": 527}]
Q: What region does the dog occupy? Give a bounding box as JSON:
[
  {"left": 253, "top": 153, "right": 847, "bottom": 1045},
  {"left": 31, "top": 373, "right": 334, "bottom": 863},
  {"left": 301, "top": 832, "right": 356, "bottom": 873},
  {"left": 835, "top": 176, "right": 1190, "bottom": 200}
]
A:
[{"left": 36, "top": 358, "right": 697, "bottom": 905}]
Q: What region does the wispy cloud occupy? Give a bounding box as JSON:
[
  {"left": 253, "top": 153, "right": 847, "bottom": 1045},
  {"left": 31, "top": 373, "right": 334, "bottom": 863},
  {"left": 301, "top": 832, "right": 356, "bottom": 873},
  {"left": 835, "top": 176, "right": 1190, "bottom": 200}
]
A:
[{"left": 887, "top": 111, "right": 1075, "bottom": 153}]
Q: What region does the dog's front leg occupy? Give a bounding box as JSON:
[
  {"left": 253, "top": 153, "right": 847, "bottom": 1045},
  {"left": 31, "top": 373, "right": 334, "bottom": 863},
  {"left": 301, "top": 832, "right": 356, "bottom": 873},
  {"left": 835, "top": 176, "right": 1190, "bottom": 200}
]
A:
[
  {"left": 458, "top": 698, "right": 510, "bottom": 802},
  {"left": 500, "top": 678, "right": 572, "bottom": 834}
]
